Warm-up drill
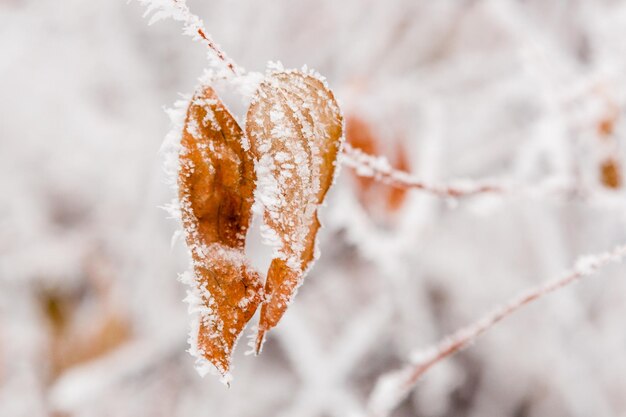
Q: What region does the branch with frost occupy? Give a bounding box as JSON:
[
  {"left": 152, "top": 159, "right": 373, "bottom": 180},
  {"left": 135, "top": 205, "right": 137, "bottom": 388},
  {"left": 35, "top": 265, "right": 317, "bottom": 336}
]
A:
[
  {"left": 341, "top": 143, "right": 594, "bottom": 200},
  {"left": 137, "top": 0, "right": 241, "bottom": 75},
  {"left": 342, "top": 143, "right": 505, "bottom": 197},
  {"left": 367, "top": 242, "right": 626, "bottom": 417}
]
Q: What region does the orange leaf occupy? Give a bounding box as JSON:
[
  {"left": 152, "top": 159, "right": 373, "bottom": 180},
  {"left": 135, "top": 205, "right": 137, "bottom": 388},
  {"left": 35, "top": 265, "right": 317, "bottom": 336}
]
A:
[
  {"left": 246, "top": 70, "right": 343, "bottom": 352},
  {"left": 600, "top": 157, "right": 621, "bottom": 189},
  {"left": 178, "top": 86, "right": 263, "bottom": 377},
  {"left": 346, "top": 115, "right": 410, "bottom": 217}
]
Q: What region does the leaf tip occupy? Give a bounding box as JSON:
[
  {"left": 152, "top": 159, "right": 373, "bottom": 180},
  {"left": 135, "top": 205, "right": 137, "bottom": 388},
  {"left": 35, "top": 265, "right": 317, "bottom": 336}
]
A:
[{"left": 255, "top": 329, "right": 266, "bottom": 355}]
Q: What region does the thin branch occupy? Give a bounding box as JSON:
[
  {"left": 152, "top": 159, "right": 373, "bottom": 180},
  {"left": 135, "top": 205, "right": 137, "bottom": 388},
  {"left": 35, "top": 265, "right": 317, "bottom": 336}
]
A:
[
  {"left": 367, "top": 242, "right": 626, "bottom": 417},
  {"left": 341, "top": 143, "right": 584, "bottom": 199},
  {"left": 138, "top": 0, "right": 241, "bottom": 75},
  {"left": 195, "top": 27, "right": 239, "bottom": 75},
  {"left": 342, "top": 143, "right": 506, "bottom": 198}
]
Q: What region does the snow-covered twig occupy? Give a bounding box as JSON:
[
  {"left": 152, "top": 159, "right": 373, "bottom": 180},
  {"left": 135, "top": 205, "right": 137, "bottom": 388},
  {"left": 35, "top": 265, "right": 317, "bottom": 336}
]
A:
[
  {"left": 342, "top": 143, "right": 595, "bottom": 200},
  {"left": 342, "top": 143, "right": 506, "bottom": 197},
  {"left": 137, "top": 0, "right": 241, "bottom": 75},
  {"left": 367, "top": 242, "right": 626, "bottom": 417}
]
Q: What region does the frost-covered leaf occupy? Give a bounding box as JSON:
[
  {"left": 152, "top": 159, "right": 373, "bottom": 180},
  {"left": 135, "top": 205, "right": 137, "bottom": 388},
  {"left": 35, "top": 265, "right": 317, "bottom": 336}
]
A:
[
  {"left": 346, "top": 115, "right": 410, "bottom": 218},
  {"left": 246, "top": 69, "right": 343, "bottom": 351},
  {"left": 178, "top": 86, "right": 263, "bottom": 377}
]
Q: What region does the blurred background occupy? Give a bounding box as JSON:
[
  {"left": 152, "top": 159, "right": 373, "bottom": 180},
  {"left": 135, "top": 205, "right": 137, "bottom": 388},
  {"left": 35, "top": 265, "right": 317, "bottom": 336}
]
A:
[{"left": 2, "top": 0, "right": 626, "bottom": 416}]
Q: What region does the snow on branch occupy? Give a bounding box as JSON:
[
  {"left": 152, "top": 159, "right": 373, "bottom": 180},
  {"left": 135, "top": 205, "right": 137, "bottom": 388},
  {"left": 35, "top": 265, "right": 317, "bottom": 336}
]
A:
[
  {"left": 341, "top": 143, "right": 586, "bottom": 200},
  {"left": 367, "top": 242, "right": 626, "bottom": 417},
  {"left": 137, "top": 0, "right": 241, "bottom": 75},
  {"left": 342, "top": 143, "right": 505, "bottom": 197}
]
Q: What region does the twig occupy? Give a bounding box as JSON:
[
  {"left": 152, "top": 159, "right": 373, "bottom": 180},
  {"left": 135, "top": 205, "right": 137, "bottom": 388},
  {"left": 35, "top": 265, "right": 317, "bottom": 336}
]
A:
[
  {"left": 194, "top": 28, "right": 239, "bottom": 75},
  {"left": 341, "top": 143, "right": 583, "bottom": 199},
  {"left": 138, "top": 0, "right": 241, "bottom": 75},
  {"left": 367, "top": 242, "right": 626, "bottom": 417},
  {"left": 342, "top": 143, "right": 511, "bottom": 197}
]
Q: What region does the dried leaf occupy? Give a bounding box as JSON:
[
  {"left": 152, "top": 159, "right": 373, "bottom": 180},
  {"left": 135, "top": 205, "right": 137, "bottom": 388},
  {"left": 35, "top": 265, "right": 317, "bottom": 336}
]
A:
[
  {"left": 39, "top": 259, "right": 131, "bottom": 379},
  {"left": 600, "top": 157, "right": 621, "bottom": 189},
  {"left": 246, "top": 70, "right": 343, "bottom": 351},
  {"left": 178, "top": 86, "right": 263, "bottom": 376},
  {"left": 597, "top": 105, "right": 618, "bottom": 138},
  {"left": 346, "top": 115, "right": 410, "bottom": 217},
  {"left": 51, "top": 309, "right": 130, "bottom": 378},
  {"left": 598, "top": 117, "right": 616, "bottom": 137}
]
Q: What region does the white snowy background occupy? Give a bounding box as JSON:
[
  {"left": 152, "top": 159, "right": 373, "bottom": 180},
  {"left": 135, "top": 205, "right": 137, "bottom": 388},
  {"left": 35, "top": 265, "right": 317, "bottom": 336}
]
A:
[{"left": 2, "top": 0, "right": 626, "bottom": 416}]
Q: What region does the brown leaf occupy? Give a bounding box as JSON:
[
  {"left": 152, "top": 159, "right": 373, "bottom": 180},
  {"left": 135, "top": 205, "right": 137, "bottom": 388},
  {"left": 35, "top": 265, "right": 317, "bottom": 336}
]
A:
[
  {"left": 50, "top": 307, "right": 130, "bottom": 378},
  {"left": 246, "top": 70, "right": 343, "bottom": 351},
  {"left": 39, "top": 254, "right": 131, "bottom": 379},
  {"left": 178, "top": 86, "right": 263, "bottom": 376},
  {"left": 598, "top": 117, "right": 616, "bottom": 137},
  {"left": 346, "top": 115, "right": 410, "bottom": 217},
  {"left": 600, "top": 157, "right": 621, "bottom": 189}
]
